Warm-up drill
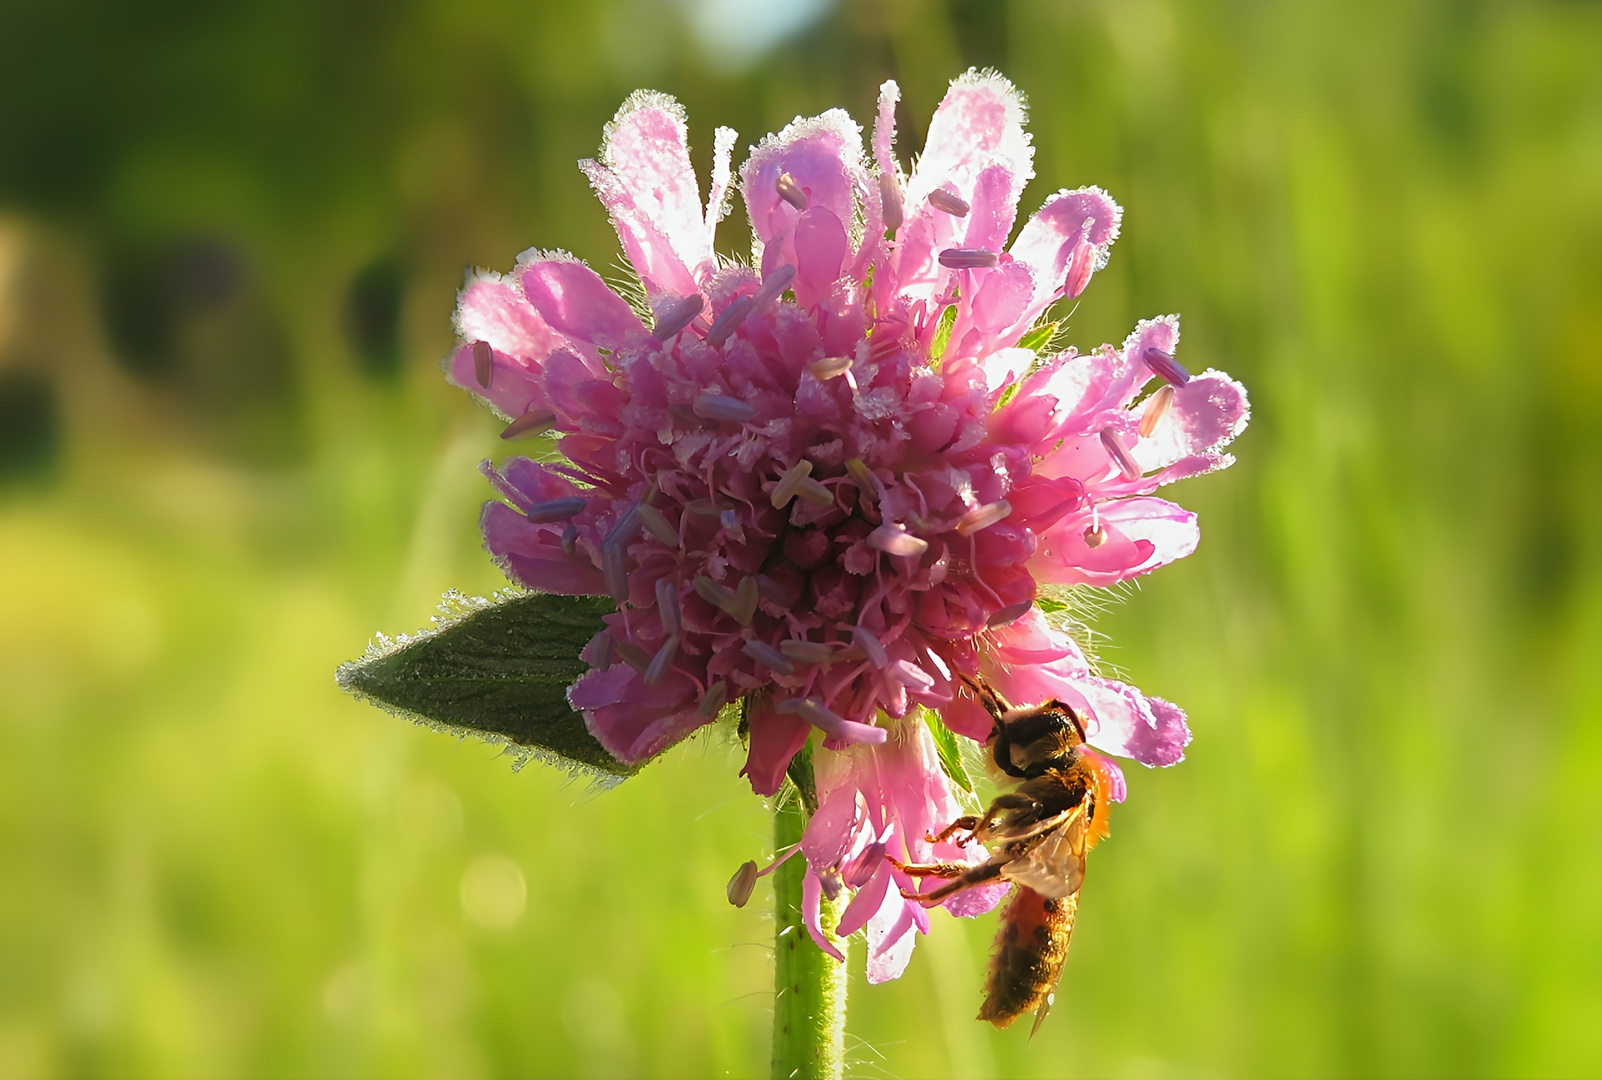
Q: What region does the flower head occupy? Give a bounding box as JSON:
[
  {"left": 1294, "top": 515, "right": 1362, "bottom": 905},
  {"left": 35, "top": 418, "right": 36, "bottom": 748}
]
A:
[{"left": 445, "top": 71, "right": 1248, "bottom": 981}]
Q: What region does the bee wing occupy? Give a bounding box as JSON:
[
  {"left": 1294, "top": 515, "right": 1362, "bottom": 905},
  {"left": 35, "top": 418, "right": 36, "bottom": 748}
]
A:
[{"left": 1000, "top": 811, "right": 1088, "bottom": 900}]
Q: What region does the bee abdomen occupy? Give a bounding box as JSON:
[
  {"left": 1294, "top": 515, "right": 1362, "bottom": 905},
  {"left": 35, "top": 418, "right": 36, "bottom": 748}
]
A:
[{"left": 978, "top": 887, "right": 1077, "bottom": 1028}]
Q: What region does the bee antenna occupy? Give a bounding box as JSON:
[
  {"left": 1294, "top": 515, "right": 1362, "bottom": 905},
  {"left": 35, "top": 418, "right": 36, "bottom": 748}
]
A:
[{"left": 960, "top": 673, "right": 1013, "bottom": 722}]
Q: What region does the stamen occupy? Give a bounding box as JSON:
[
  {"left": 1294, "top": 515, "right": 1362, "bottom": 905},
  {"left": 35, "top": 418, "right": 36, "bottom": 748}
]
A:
[
  {"left": 651, "top": 294, "right": 705, "bottom": 342},
  {"left": 1139, "top": 384, "right": 1176, "bottom": 437},
  {"left": 693, "top": 392, "right": 756, "bottom": 423},
  {"left": 1142, "top": 346, "right": 1192, "bottom": 387},
  {"left": 726, "top": 860, "right": 759, "bottom": 908},
  {"left": 841, "top": 842, "right": 886, "bottom": 888},
  {"left": 879, "top": 172, "right": 903, "bottom": 232},
  {"left": 656, "top": 579, "right": 681, "bottom": 635},
  {"left": 1083, "top": 524, "right": 1108, "bottom": 549},
  {"left": 888, "top": 659, "right": 935, "bottom": 694},
  {"left": 797, "top": 697, "right": 887, "bottom": 745},
  {"left": 779, "top": 639, "right": 836, "bottom": 665},
  {"left": 705, "top": 296, "right": 753, "bottom": 347},
  {"left": 604, "top": 505, "right": 640, "bottom": 548},
  {"left": 643, "top": 635, "right": 679, "bottom": 686},
  {"left": 742, "top": 638, "right": 795, "bottom": 674},
  {"left": 1064, "top": 239, "right": 1096, "bottom": 299},
  {"left": 635, "top": 502, "right": 678, "bottom": 546},
  {"left": 819, "top": 868, "right": 844, "bottom": 901},
  {"left": 561, "top": 522, "right": 578, "bottom": 555},
  {"left": 472, "top": 340, "right": 494, "bottom": 389},
  {"left": 614, "top": 639, "right": 651, "bottom": 671},
  {"left": 955, "top": 500, "right": 1012, "bottom": 536},
  {"left": 775, "top": 171, "right": 808, "bottom": 211},
  {"left": 845, "top": 459, "right": 878, "bottom": 498},
  {"left": 733, "top": 576, "right": 759, "bottom": 626},
  {"left": 770, "top": 460, "right": 814, "bottom": 509},
  {"left": 749, "top": 265, "right": 797, "bottom": 313},
  {"left": 525, "top": 497, "right": 587, "bottom": 524},
  {"left": 938, "top": 248, "right": 999, "bottom": 270},
  {"left": 700, "top": 680, "right": 730, "bottom": 719},
  {"left": 602, "top": 540, "right": 628, "bottom": 603},
  {"left": 668, "top": 404, "right": 702, "bottom": 428},
  {"left": 808, "top": 355, "right": 853, "bottom": 380},
  {"left": 852, "top": 624, "right": 889, "bottom": 670},
  {"left": 927, "top": 188, "right": 970, "bottom": 216},
  {"left": 868, "top": 523, "right": 929, "bottom": 558},
  {"left": 794, "top": 478, "right": 835, "bottom": 507},
  {"left": 987, "top": 600, "right": 1033, "bottom": 627},
  {"left": 756, "top": 574, "right": 798, "bottom": 607},
  {"left": 693, "top": 575, "right": 738, "bottom": 613},
  {"left": 683, "top": 498, "right": 725, "bottom": 517},
  {"left": 501, "top": 409, "right": 556, "bottom": 440},
  {"left": 1099, "top": 428, "right": 1143, "bottom": 481},
  {"left": 720, "top": 509, "right": 746, "bottom": 544}
]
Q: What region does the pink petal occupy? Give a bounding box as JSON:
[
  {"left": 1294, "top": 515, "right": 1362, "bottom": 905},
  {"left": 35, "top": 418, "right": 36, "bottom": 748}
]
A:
[
  {"left": 1133, "top": 369, "right": 1251, "bottom": 473},
  {"left": 791, "top": 207, "right": 850, "bottom": 309},
  {"left": 520, "top": 257, "right": 647, "bottom": 353},
  {"left": 1032, "top": 497, "right": 1199, "bottom": 586},
  {"left": 1006, "top": 186, "right": 1123, "bottom": 335},
  {"left": 740, "top": 109, "right": 867, "bottom": 260},
  {"left": 570, "top": 663, "right": 702, "bottom": 763},
  {"left": 481, "top": 502, "right": 607, "bottom": 595},
  {"left": 1076, "top": 679, "right": 1191, "bottom": 767},
  {"left": 741, "top": 698, "right": 812, "bottom": 796},
  {"left": 907, "top": 69, "right": 1033, "bottom": 209},
  {"left": 836, "top": 860, "right": 892, "bottom": 938},
  {"left": 864, "top": 894, "right": 920, "bottom": 984},
  {"left": 452, "top": 273, "right": 556, "bottom": 359},
  {"left": 872, "top": 79, "right": 901, "bottom": 180}
]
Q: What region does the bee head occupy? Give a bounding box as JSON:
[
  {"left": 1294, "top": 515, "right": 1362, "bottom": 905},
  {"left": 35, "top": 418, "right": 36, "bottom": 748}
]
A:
[{"left": 994, "top": 700, "right": 1087, "bottom": 779}]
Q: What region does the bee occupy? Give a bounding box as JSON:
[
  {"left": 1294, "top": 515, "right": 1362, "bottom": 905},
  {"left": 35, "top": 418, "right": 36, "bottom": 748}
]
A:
[{"left": 890, "top": 676, "right": 1116, "bottom": 1032}]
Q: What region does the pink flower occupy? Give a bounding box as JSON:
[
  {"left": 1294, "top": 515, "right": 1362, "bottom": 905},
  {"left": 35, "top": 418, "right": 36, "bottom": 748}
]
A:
[{"left": 445, "top": 72, "right": 1248, "bottom": 981}]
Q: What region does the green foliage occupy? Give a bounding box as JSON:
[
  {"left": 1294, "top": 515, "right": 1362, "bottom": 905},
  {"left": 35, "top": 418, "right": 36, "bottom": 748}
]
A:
[
  {"left": 336, "top": 592, "right": 633, "bottom": 781},
  {"left": 924, "top": 709, "right": 975, "bottom": 794},
  {"left": 1017, "top": 320, "right": 1059, "bottom": 354}
]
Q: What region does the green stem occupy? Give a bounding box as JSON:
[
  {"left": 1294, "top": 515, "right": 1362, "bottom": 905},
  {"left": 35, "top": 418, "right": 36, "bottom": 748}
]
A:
[{"left": 771, "top": 795, "right": 848, "bottom": 1080}]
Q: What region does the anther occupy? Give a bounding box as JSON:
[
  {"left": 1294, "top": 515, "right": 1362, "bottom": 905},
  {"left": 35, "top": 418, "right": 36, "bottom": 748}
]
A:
[
  {"left": 693, "top": 392, "right": 756, "bottom": 423},
  {"left": 602, "top": 540, "right": 629, "bottom": 603},
  {"left": 845, "top": 459, "right": 878, "bottom": 498},
  {"left": 841, "top": 842, "right": 886, "bottom": 888},
  {"left": 655, "top": 578, "right": 681, "bottom": 636},
  {"left": 1142, "top": 346, "right": 1192, "bottom": 387},
  {"left": 888, "top": 659, "right": 935, "bottom": 694},
  {"left": 1083, "top": 524, "right": 1108, "bottom": 549},
  {"left": 643, "top": 635, "right": 679, "bottom": 686},
  {"left": 868, "top": 523, "right": 929, "bottom": 558},
  {"left": 749, "top": 265, "right": 797, "bottom": 313},
  {"left": 720, "top": 509, "right": 745, "bottom": 544},
  {"left": 795, "top": 478, "right": 835, "bottom": 507},
  {"left": 1139, "top": 384, "right": 1176, "bottom": 437},
  {"left": 651, "top": 294, "right": 705, "bottom": 342},
  {"left": 756, "top": 574, "right": 798, "bottom": 607},
  {"left": 938, "top": 248, "right": 999, "bottom": 270},
  {"left": 955, "top": 500, "right": 1012, "bottom": 536},
  {"left": 798, "top": 698, "right": 887, "bottom": 745},
  {"left": 808, "top": 355, "right": 853, "bottom": 380},
  {"left": 726, "top": 860, "right": 760, "bottom": 908},
  {"left": 614, "top": 639, "right": 651, "bottom": 672},
  {"left": 775, "top": 172, "right": 808, "bottom": 211},
  {"left": 561, "top": 522, "right": 578, "bottom": 555},
  {"left": 770, "top": 460, "right": 815, "bottom": 509},
  {"left": 879, "top": 172, "right": 903, "bottom": 232},
  {"left": 472, "top": 340, "right": 494, "bottom": 389},
  {"left": 742, "top": 638, "right": 795, "bottom": 674},
  {"left": 635, "top": 502, "right": 678, "bottom": 546},
  {"left": 700, "top": 680, "right": 730, "bottom": 719},
  {"left": 927, "top": 189, "right": 970, "bottom": 217},
  {"left": 779, "top": 639, "right": 836, "bottom": 665},
  {"left": 1064, "top": 239, "right": 1096, "bottom": 299},
  {"left": 819, "top": 868, "right": 844, "bottom": 901},
  {"left": 501, "top": 409, "right": 556, "bottom": 440},
  {"left": 525, "top": 497, "right": 587, "bottom": 524},
  {"left": 683, "top": 498, "right": 725, "bottom": 517},
  {"left": 705, "top": 296, "right": 752, "bottom": 347},
  {"left": 605, "top": 505, "right": 641, "bottom": 548},
  {"left": 693, "top": 575, "right": 738, "bottom": 613},
  {"left": 852, "top": 624, "right": 889, "bottom": 670},
  {"left": 987, "top": 600, "right": 1033, "bottom": 627},
  {"left": 733, "top": 576, "right": 759, "bottom": 626},
  {"left": 1099, "top": 428, "right": 1143, "bottom": 481}
]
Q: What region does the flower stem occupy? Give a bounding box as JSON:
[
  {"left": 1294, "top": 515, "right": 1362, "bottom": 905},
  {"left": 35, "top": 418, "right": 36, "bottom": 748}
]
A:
[{"left": 771, "top": 795, "right": 847, "bottom": 1080}]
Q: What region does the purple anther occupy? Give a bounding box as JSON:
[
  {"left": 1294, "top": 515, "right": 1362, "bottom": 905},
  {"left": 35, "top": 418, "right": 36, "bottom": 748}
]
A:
[
  {"left": 655, "top": 579, "right": 681, "bottom": 636},
  {"left": 602, "top": 540, "right": 628, "bottom": 603},
  {"left": 693, "top": 575, "right": 737, "bottom": 613},
  {"left": 726, "top": 860, "right": 759, "bottom": 907},
  {"left": 841, "top": 841, "right": 887, "bottom": 888},
  {"left": 525, "top": 497, "right": 587, "bottom": 524},
  {"left": 683, "top": 498, "right": 725, "bottom": 517},
  {"left": 927, "top": 188, "right": 970, "bottom": 217},
  {"left": 732, "top": 576, "right": 759, "bottom": 626},
  {"left": 472, "top": 339, "right": 494, "bottom": 389},
  {"left": 668, "top": 404, "right": 702, "bottom": 428},
  {"left": 775, "top": 171, "right": 808, "bottom": 211},
  {"left": 852, "top": 624, "right": 889, "bottom": 670},
  {"left": 501, "top": 409, "right": 556, "bottom": 440},
  {"left": 720, "top": 508, "right": 746, "bottom": 545},
  {"left": 614, "top": 639, "right": 651, "bottom": 672},
  {"left": 879, "top": 172, "right": 903, "bottom": 232},
  {"left": 818, "top": 867, "right": 844, "bottom": 901},
  {"left": 699, "top": 680, "right": 730, "bottom": 718},
  {"left": 749, "top": 264, "right": 797, "bottom": 312},
  {"left": 705, "top": 296, "right": 753, "bottom": 347},
  {"left": 1064, "top": 239, "right": 1096, "bottom": 299},
  {"left": 693, "top": 391, "right": 756, "bottom": 424},
  {"left": 604, "top": 504, "right": 640, "bottom": 548},
  {"left": 635, "top": 502, "right": 678, "bottom": 546},
  {"left": 779, "top": 639, "right": 836, "bottom": 665},
  {"left": 756, "top": 574, "right": 798, "bottom": 607},
  {"left": 868, "top": 523, "right": 929, "bottom": 558},
  {"left": 1139, "top": 384, "right": 1176, "bottom": 437},
  {"left": 887, "top": 659, "right": 935, "bottom": 693},
  {"left": 808, "top": 355, "right": 853, "bottom": 380},
  {"left": 795, "top": 478, "right": 835, "bottom": 507},
  {"left": 987, "top": 600, "right": 1033, "bottom": 627},
  {"left": 651, "top": 294, "right": 705, "bottom": 342},
  {"left": 1142, "top": 346, "right": 1192, "bottom": 387},
  {"left": 770, "top": 459, "right": 814, "bottom": 508},
  {"left": 938, "top": 247, "right": 999, "bottom": 270},
  {"left": 955, "top": 500, "right": 1012, "bottom": 536},
  {"left": 561, "top": 522, "right": 578, "bottom": 555},
  {"left": 643, "top": 635, "right": 679, "bottom": 686},
  {"left": 774, "top": 697, "right": 804, "bottom": 715},
  {"left": 798, "top": 698, "right": 887, "bottom": 745},
  {"left": 742, "top": 638, "right": 795, "bottom": 674},
  {"left": 1099, "top": 428, "right": 1143, "bottom": 481}
]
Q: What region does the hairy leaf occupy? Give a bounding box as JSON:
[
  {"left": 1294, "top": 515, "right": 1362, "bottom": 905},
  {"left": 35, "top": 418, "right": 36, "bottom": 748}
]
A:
[{"left": 925, "top": 709, "right": 974, "bottom": 794}]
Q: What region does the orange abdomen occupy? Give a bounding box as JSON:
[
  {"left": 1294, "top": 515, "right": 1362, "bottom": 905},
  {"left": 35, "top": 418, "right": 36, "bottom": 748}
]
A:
[{"left": 978, "top": 887, "right": 1077, "bottom": 1028}]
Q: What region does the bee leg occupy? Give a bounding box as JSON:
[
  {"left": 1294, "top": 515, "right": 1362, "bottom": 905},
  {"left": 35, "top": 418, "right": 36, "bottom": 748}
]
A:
[
  {"left": 959, "top": 673, "right": 1014, "bottom": 722},
  {"left": 927, "top": 815, "right": 981, "bottom": 845},
  {"left": 975, "top": 793, "right": 1041, "bottom": 839},
  {"left": 899, "top": 859, "right": 1006, "bottom": 907},
  {"left": 886, "top": 857, "right": 970, "bottom": 879}
]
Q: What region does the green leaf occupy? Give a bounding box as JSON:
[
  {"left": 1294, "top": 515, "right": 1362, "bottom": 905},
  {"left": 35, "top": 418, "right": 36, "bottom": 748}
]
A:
[
  {"left": 785, "top": 735, "right": 818, "bottom": 815},
  {"left": 1018, "top": 320, "right": 1059, "bottom": 353},
  {"left": 1036, "top": 597, "right": 1069, "bottom": 614},
  {"left": 924, "top": 709, "right": 974, "bottom": 794},
  {"left": 336, "top": 590, "right": 636, "bottom": 782},
  {"left": 929, "top": 303, "right": 959, "bottom": 362}
]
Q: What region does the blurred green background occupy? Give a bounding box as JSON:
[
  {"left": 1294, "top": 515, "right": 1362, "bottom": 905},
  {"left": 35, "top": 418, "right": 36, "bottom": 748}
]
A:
[{"left": 1, "top": 1, "right": 1599, "bottom": 1077}]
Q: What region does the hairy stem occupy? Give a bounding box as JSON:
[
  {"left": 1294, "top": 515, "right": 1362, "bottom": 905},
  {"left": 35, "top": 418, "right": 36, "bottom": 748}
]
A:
[{"left": 771, "top": 795, "right": 848, "bottom": 1080}]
